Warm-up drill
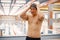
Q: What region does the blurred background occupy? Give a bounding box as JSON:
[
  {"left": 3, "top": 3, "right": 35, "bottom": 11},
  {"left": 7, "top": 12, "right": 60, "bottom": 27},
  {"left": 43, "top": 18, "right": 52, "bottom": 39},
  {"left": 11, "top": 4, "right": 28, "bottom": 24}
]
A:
[{"left": 0, "top": 0, "right": 60, "bottom": 36}]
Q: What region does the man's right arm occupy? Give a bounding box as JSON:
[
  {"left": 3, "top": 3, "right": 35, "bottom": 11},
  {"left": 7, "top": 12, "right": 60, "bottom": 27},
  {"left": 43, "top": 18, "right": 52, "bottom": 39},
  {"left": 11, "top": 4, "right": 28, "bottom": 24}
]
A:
[{"left": 17, "top": 0, "right": 35, "bottom": 20}]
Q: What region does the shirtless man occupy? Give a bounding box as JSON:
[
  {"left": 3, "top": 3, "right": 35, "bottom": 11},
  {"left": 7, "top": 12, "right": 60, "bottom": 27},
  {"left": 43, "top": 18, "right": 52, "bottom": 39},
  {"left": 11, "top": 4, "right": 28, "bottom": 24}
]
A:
[
  {"left": 16, "top": 0, "right": 59, "bottom": 40},
  {"left": 17, "top": 0, "right": 44, "bottom": 40},
  {"left": 21, "top": 4, "right": 43, "bottom": 40}
]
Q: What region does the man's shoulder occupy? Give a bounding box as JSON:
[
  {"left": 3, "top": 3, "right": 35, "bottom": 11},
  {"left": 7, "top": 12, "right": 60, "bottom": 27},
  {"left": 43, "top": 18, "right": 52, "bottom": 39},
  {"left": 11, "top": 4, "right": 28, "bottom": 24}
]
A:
[{"left": 38, "top": 13, "right": 41, "bottom": 17}]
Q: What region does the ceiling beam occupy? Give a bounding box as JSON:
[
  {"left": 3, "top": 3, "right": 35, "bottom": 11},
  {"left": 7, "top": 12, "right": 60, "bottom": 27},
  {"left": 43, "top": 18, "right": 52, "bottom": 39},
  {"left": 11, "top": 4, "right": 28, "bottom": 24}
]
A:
[
  {"left": 0, "top": 0, "right": 5, "bottom": 14},
  {"left": 9, "top": 0, "right": 16, "bottom": 15}
]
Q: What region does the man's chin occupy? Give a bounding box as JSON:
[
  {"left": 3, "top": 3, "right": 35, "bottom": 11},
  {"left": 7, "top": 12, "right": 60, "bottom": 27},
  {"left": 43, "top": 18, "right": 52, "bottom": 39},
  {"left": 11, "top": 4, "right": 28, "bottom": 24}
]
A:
[{"left": 31, "top": 12, "right": 35, "bottom": 14}]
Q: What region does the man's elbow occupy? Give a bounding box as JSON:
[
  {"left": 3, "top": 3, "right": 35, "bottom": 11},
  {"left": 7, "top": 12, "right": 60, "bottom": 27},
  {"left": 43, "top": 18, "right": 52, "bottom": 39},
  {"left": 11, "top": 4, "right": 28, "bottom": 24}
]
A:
[{"left": 20, "top": 15, "right": 27, "bottom": 20}]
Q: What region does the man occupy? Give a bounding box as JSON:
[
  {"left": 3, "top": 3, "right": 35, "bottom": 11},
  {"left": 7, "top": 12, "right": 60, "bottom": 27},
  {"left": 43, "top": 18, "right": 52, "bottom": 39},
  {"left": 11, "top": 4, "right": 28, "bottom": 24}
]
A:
[
  {"left": 16, "top": 0, "right": 44, "bottom": 40},
  {"left": 16, "top": 0, "right": 59, "bottom": 40}
]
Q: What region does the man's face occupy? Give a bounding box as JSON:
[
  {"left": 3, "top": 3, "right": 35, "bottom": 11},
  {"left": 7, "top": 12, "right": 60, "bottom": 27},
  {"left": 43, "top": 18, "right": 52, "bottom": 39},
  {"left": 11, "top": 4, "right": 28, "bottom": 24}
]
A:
[{"left": 30, "top": 7, "right": 37, "bottom": 15}]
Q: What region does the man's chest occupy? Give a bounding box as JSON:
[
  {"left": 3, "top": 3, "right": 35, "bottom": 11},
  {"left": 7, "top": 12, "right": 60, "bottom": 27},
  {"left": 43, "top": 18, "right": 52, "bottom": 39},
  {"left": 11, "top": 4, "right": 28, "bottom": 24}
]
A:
[{"left": 28, "top": 16, "right": 40, "bottom": 24}]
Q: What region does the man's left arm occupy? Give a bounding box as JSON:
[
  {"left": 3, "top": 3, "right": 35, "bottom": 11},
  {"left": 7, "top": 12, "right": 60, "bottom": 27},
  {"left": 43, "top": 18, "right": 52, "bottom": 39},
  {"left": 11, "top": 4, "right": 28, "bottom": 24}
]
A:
[
  {"left": 35, "top": 3, "right": 44, "bottom": 21},
  {"left": 38, "top": 13, "right": 44, "bottom": 21}
]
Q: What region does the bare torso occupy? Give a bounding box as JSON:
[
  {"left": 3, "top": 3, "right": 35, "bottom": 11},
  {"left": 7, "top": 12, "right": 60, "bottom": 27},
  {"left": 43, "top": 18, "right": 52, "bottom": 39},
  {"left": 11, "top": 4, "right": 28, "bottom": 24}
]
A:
[{"left": 27, "top": 14, "right": 43, "bottom": 38}]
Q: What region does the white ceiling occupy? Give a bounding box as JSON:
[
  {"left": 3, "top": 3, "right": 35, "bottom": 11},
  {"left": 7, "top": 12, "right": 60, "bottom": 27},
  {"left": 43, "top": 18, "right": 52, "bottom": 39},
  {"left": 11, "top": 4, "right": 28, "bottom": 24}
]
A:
[
  {"left": 1, "top": 0, "right": 59, "bottom": 15},
  {"left": 0, "top": 0, "right": 26, "bottom": 15}
]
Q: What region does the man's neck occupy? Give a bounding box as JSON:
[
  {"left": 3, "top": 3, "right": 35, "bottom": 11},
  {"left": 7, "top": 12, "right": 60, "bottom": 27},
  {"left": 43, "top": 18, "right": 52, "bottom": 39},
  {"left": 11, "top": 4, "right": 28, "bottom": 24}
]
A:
[{"left": 32, "top": 13, "right": 37, "bottom": 17}]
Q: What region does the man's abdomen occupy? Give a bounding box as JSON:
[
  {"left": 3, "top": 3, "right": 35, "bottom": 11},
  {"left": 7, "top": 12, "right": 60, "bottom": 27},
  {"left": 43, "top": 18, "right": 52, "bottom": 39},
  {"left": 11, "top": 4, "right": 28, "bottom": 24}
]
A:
[
  {"left": 27, "top": 23, "right": 42, "bottom": 38},
  {"left": 27, "top": 29, "right": 41, "bottom": 38}
]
